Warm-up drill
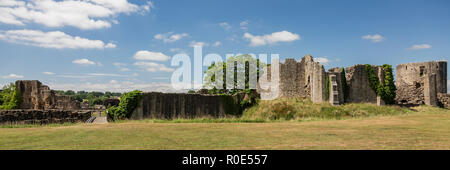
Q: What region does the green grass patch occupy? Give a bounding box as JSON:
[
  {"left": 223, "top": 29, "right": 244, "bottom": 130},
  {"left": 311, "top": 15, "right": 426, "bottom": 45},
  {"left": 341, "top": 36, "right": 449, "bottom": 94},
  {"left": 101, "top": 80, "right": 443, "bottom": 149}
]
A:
[{"left": 242, "top": 98, "right": 420, "bottom": 121}]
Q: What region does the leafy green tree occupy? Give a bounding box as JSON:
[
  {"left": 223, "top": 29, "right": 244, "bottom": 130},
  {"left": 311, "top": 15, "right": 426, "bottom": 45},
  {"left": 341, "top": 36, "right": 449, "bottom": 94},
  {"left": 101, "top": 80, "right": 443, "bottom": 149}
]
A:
[
  {"left": 203, "top": 54, "right": 264, "bottom": 95},
  {"left": 0, "top": 83, "right": 21, "bottom": 109}
]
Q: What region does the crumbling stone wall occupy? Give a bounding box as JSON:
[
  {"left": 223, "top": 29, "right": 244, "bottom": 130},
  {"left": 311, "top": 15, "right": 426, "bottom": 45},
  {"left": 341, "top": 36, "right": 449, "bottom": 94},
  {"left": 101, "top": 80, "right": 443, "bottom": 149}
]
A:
[
  {"left": 437, "top": 93, "right": 450, "bottom": 109},
  {"left": 15, "top": 80, "right": 80, "bottom": 110},
  {"left": 266, "top": 54, "right": 326, "bottom": 102},
  {"left": 328, "top": 68, "right": 345, "bottom": 105},
  {"left": 395, "top": 61, "right": 447, "bottom": 106},
  {"left": 130, "top": 92, "right": 240, "bottom": 119},
  {"left": 345, "top": 64, "right": 385, "bottom": 104},
  {"left": 0, "top": 110, "right": 91, "bottom": 124}
]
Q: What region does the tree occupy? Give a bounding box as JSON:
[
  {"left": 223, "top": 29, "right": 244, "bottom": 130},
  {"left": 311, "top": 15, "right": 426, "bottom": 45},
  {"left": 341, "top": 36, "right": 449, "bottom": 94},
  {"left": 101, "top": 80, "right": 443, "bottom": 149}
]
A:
[
  {"left": 203, "top": 54, "right": 265, "bottom": 95},
  {"left": 0, "top": 83, "right": 21, "bottom": 109}
]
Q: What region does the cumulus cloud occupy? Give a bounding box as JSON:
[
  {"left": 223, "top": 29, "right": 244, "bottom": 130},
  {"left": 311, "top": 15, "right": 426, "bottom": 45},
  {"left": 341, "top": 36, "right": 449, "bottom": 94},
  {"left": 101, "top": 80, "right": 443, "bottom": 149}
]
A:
[
  {"left": 219, "top": 22, "right": 231, "bottom": 30},
  {"left": 408, "top": 44, "right": 432, "bottom": 50},
  {"left": 362, "top": 34, "right": 385, "bottom": 43},
  {"left": 72, "top": 58, "right": 101, "bottom": 66},
  {"left": 154, "top": 32, "right": 188, "bottom": 43},
  {"left": 133, "top": 50, "right": 170, "bottom": 61},
  {"left": 134, "top": 62, "right": 174, "bottom": 72},
  {"left": 243, "top": 31, "right": 300, "bottom": 46},
  {"left": 189, "top": 41, "right": 208, "bottom": 47},
  {"left": 0, "top": 29, "right": 116, "bottom": 49},
  {"left": 0, "top": 0, "right": 152, "bottom": 30},
  {"left": 1, "top": 73, "right": 23, "bottom": 79}
]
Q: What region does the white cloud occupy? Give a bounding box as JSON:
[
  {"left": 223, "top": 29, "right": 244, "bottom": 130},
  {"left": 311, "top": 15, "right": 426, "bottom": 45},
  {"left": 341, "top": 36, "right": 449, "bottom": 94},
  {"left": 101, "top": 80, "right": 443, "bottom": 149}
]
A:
[
  {"left": 362, "top": 34, "right": 385, "bottom": 43},
  {"left": 213, "top": 41, "right": 221, "bottom": 47},
  {"left": 219, "top": 22, "right": 231, "bottom": 30},
  {"left": 48, "top": 81, "right": 184, "bottom": 93},
  {"left": 134, "top": 62, "right": 174, "bottom": 72},
  {"left": 408, "top": 44, "right": 432, "bottom": 50},
  {"left": 0, "top": 0, "right": 152, "bottom": 30},
  {"left": 1, "top": 73, "right": 23, "bottom": 79},
  {"left": 189, "top": 41, "right": 208, "bottom": 47},
  {"left": 113, "top": 62, "right": 130, "bottom": 71},
  {"left": 240, "top": 20, "right": 248, "bottom": 30},
  {"left": 243, "top": 31, "right": 300, "bottom": 46},
  {"left": 43, "top": 71, "right": 55, "bottom": 75},
  {"left": 0, "top": 29, "right": 116, "bottom": 49},
  {"left": 72, "top": 58, "right": 101, "bottom": 66},
  {"left": 133, "top": 50, "right": 170, "bottom": 61},
  {"left": 154, "top": 32, "right": 188, "bottom": 43},
  {"left": 315, "top": 57, "right": 331, "bottom": 65}
]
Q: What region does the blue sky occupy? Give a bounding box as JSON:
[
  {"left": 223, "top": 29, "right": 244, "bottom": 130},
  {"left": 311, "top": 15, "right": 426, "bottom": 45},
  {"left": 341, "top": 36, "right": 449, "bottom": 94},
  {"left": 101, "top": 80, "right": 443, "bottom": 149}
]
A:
[{"left": 0, "top": 0, "right": 449, "bottom": 92}]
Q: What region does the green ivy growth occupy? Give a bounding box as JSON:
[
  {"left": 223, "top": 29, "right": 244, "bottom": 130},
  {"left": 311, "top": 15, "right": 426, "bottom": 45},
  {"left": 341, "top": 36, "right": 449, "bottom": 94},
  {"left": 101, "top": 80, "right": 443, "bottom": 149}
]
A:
[
  {"left": 340, "top": 68, "right": 349, "bottom": 101},
  {"left": 365, "top": 64, "right": 396, "bottom": 104},
  {"left": 0, "top": 83, "right": 21, "bottom": 110},
  {"left": 106, "top": 90, "right": 143, "bottom": 121},
  {"left": 325, "top": 76, "right": 330, "bottom": 100}
]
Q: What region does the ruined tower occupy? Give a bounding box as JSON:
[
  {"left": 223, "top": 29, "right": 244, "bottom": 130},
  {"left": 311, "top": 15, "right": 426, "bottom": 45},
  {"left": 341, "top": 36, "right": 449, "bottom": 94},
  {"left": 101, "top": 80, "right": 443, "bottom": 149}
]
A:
[{"left": 395, "top": 61, "right": 447, "bottom": 106}]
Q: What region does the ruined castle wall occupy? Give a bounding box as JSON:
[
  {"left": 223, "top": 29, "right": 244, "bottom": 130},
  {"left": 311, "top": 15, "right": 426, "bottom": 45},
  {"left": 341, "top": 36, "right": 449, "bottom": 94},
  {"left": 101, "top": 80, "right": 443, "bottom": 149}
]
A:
[
  {"left": 130, "top": 92, "right": 239, "bottom": 119},
  {"left": 328, "top": 68, "right": 345, "bottom": 105},
  {"left": 15, "top": 80, "right": 80, "bottom": 110},
  {"left": 345, "top": 65, "right": 384, "bottom": 104},
  {"left": 437, "top": 93, "right": 450, "bottom": 109},
  {"left": 278, "top": 58, "right": 308, "bottom": 98},
  {"left": 395, "top": 61, "right": 447, "bottom": 105},
  {"left": 0, "top": 110, "right": 91, "bottom": 124},
  {"left": 275, "top": 55, "right": 326, "bottom": 102}
]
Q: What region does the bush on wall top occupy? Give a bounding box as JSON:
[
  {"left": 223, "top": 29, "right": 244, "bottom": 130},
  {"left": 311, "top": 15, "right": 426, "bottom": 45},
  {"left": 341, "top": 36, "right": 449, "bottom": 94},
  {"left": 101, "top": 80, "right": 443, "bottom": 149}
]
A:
[{"left": 106, "top": 90, "right": 143, "bottom": 121}]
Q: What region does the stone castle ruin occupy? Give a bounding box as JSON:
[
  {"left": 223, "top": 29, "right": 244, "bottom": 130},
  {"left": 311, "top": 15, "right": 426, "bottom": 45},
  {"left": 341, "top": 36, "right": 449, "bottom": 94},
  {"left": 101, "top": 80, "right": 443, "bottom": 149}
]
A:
[
  {"left": 1, "top": 55, "right": 448, "bottom": 124},
  {"left": 259, "top": 54, "right": 448, "bottom": 108},
  {"left": 395, "top": 61, "right": 447, "bottom": 107},
  {"left": 15, "top": 80, "right": 80, "bottom": 110},
  {"left": 0, "top": 80, "right": 90, "bottom": 124}
]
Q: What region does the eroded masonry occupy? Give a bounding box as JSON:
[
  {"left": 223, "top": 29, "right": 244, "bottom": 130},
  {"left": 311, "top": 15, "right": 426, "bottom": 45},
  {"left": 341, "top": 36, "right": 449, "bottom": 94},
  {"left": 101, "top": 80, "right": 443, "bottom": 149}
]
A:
[{"left": 258, "top": 54, "right": 448, "bottom": 108}]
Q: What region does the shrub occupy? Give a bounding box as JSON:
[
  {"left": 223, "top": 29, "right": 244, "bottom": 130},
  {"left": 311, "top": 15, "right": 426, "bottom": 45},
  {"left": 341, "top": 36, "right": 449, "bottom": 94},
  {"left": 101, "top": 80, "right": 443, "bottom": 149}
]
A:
[
  {"left": 106, "top": 90, "right": 142, "bottom": 121},
  {"left": 0, "top": 83, "right": 21, "bottom": 110},
  {"left": 365, "top": 64, "right": 396, "bottom": 104}
]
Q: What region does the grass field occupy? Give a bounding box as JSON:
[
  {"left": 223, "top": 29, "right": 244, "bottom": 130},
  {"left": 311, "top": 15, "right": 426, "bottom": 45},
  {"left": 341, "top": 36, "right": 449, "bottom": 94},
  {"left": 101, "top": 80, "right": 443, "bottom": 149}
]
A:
[{"left": 1, "top": 104, "right": 449, "bottom": 150}]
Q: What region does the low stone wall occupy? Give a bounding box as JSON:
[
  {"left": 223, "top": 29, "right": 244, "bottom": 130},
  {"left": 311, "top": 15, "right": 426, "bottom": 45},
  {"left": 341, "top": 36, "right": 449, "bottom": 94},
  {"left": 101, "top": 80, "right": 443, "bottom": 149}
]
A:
[
  {"left": 437, "top": 93, "right": 450, "bottom": 109},
  {"left": 130, "top": 92, "right": 240, "bottom": 120},
  {"left": 0, "top": 110, "right": 91, "bottom": 125}
]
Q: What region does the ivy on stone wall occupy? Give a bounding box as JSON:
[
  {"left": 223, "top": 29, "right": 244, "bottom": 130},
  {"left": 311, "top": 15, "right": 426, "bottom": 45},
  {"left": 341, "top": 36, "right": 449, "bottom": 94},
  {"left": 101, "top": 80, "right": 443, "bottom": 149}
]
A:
[
  {"left": 340, "top": 68, "right": 349, "bottom": 101},
  {"left": 365, "top": 64, "right": 396, "bottom": 104},
  {"left": 325, "top": 76, "right": 330, "bottom": 100},
  {"left": 382, "top": 64, "right": 396, "bottom": 104},
  {"left": 106, "top": 90, "right": 143, "bottom": 121}
]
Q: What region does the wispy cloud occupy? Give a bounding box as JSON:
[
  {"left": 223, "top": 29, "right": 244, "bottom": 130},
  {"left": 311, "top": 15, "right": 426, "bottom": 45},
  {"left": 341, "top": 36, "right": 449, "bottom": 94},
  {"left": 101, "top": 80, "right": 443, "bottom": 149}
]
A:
[
  {"left": 0, "top": 29, "right": 116, "bottom": 49},
  {"left": 361, "top": 34, "right": 385, "bottom": 43},
  {"left": 219, "top": 22, "right": 231, "bottom": 30},
  {"left": 1, "top": 73, "right": 23, "bottom": 79},
  {"left": 408, "top": 44, "right": 432, "bottom": 50},
  {"left": 154, "top": 32, "right": 189, "bottom": 43}
]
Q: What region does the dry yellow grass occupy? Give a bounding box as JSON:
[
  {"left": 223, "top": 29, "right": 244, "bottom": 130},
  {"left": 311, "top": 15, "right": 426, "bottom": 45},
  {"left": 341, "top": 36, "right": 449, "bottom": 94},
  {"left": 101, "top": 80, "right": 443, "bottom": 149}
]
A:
[{"left": 0, "top": 105, "right": 449, "bottom": 150}]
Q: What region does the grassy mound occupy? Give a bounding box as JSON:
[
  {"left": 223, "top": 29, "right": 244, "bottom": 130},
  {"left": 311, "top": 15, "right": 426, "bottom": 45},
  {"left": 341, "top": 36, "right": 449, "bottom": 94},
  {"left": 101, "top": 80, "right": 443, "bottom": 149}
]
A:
[{"left": 242, "top": 98, "right": 441, "bottom": 121}]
